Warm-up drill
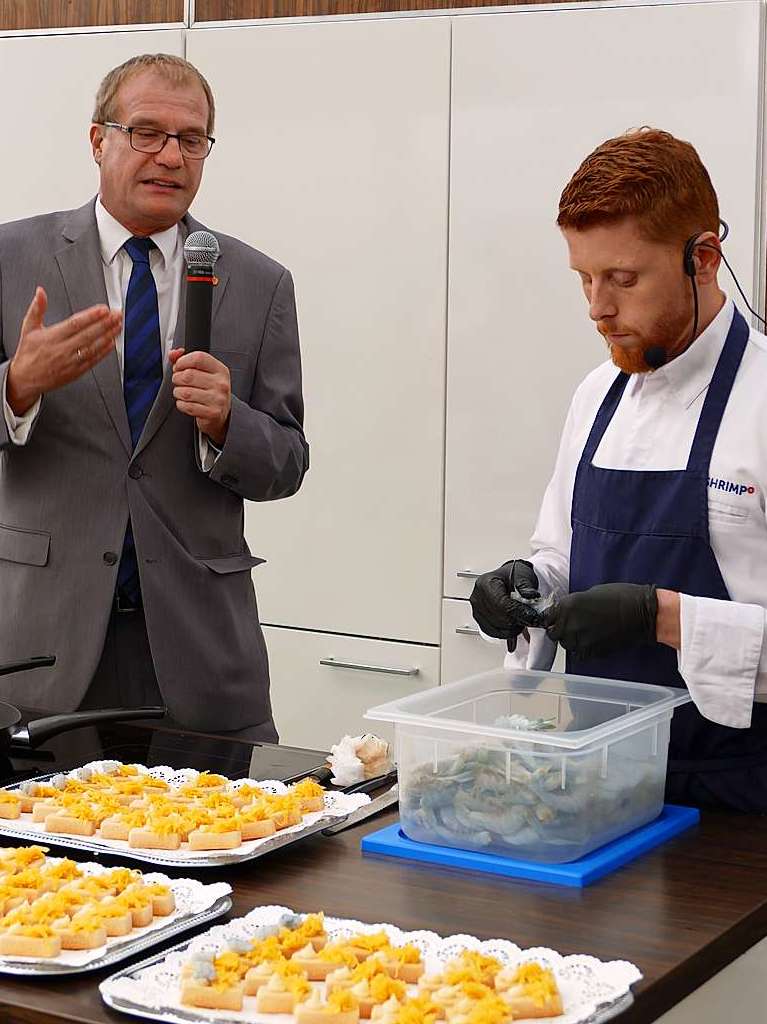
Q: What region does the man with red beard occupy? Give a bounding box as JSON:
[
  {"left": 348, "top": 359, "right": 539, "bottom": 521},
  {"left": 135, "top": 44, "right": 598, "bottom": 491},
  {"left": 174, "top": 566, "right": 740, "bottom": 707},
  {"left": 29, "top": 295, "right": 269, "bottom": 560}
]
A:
[{"left": 470, "top": 128, "right": 767, "bottom": 811}]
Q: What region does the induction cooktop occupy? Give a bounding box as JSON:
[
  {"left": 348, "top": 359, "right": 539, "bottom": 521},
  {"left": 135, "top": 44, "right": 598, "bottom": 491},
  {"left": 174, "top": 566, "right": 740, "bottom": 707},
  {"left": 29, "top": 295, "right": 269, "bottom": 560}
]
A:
[{"left": 0, "top": 710, "right": 327, "bottom": 787}]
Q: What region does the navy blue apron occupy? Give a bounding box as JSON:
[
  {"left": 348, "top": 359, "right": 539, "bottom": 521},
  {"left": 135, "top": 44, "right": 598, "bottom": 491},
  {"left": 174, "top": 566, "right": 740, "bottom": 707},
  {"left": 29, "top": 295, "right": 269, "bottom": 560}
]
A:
[{"left": 567, "top": 308, "right": 767, "bottom": 812}]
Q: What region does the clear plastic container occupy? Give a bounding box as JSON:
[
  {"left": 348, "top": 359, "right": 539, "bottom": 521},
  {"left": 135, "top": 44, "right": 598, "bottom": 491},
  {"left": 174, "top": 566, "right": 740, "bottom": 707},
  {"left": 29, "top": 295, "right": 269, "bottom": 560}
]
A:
[{"left": 366, "top": 668, "right": 691, "bottom": 864}]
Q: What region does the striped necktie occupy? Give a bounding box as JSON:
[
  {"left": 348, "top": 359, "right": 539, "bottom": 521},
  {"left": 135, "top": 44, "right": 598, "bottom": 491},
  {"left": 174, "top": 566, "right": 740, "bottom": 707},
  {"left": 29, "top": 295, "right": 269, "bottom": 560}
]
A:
[{"left": 116, "top": 236, "right": 163, "bottom": 607}]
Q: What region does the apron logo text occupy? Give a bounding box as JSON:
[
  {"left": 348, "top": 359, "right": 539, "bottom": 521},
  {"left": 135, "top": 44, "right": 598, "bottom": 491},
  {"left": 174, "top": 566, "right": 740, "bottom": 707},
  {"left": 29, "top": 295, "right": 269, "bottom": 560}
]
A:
[{"left": 708, "top": 476, "right": 755, "bottom": 496}]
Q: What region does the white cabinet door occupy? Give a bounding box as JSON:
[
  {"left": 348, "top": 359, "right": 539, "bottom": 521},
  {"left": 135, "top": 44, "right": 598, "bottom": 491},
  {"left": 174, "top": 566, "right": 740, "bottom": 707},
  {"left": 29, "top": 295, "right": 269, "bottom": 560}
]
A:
[
  {"left": 0, "top": 31, "right": 184, "bottom": 223},
  {"left": 263, "top": 625, "right": 440, "bottom": 750},
  {"left": 187, "top": 20, "right": 451, "bottom": 644},
  {"left": 441, "top": 598, "right": 505, "bottom": 685},
  {"left": 445, "top": 1, "right": 762, "bottom": 599}
]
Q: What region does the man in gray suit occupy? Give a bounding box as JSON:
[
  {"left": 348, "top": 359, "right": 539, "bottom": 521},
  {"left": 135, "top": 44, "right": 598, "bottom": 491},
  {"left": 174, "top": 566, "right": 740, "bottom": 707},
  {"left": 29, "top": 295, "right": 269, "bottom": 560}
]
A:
[{"left": 0, "top": 54, "right": 308, "bottom": 741}]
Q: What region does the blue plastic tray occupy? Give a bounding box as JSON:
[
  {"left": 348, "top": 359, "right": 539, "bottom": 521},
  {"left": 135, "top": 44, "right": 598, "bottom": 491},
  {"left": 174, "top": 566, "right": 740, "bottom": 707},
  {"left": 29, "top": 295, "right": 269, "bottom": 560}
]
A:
[{"left": 361, "top": 804, "right": 700, "bottom": 887}]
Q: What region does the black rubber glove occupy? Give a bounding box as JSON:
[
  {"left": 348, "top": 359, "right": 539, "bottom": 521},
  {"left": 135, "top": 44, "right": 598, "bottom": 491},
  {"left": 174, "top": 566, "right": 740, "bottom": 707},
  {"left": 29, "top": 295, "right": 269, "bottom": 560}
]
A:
[
  {"left": 543, "top": 583, "right": 658, "bottom": 659},
  {"left": 469, "top": 560, "right": 544, "bottom": 652}
]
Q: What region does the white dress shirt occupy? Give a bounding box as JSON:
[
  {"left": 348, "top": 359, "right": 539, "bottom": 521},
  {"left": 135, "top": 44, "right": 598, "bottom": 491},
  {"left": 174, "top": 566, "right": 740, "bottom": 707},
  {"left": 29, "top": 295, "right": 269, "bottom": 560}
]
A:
[
  {"left": 95, "top": 198, "right": 182, "bottom": 372},
  {"left": 507, "top": 298, "right": 767, "bottom": 729},
  {"left": 4, "top": 198, "right": 217, "bottom": 467}
]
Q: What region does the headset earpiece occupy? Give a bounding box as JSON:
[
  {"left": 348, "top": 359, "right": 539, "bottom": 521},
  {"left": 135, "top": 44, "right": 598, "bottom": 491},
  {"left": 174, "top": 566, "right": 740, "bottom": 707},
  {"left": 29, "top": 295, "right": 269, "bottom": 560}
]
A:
[
  {"left": 680, "top": 219, "right": 765, "bottom": 331},
  {"left": 683, "top": 234, "right": 700, "bottom": 278}
]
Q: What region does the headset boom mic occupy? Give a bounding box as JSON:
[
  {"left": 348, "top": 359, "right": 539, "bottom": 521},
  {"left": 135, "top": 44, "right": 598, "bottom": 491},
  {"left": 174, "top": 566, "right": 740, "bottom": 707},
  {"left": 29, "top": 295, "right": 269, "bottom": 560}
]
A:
[
  {"left": 644, "top": 345, "right": 667, "bottom": 370},
  {"left": 183, "top": 230, "right": 220, "bottom": 353}
]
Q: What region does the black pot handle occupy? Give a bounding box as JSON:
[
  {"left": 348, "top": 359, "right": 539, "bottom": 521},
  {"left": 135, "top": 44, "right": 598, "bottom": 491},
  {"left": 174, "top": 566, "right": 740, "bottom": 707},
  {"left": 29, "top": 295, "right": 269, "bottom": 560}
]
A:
[
  {"left": 0, "top": 656, "right": 56, "bottom": 678},
  {"left": 16, "top": 706, "right": 166, "bottom": 748},
  {"left": 342, "top": 769, "right": 398, "bottom": 795}
]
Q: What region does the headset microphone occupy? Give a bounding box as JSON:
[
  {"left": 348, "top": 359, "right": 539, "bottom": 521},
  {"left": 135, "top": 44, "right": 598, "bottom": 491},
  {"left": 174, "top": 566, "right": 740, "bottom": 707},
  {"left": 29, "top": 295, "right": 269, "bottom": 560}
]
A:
[
  {"left": 686, "top": 220, "right": 766, "bottom": 329},
  {"left": 643, "top": 346, "right": 668, "bottom": 369},
  {"left": 682, "top": 229, "right": 702, "bottom": 354},
  {"left": 643, "top": 219, "right": 762, "bottom": 372}
]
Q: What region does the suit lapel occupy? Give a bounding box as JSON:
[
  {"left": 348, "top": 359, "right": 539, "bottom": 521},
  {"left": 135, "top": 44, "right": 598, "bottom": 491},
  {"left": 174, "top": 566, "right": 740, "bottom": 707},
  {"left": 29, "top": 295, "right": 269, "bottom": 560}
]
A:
[
  {"left": 133, "top": 214, "right": 230, "bottom": 459},
  {"left": 55, "top": 202, "right": 132, "bottom": 455}
]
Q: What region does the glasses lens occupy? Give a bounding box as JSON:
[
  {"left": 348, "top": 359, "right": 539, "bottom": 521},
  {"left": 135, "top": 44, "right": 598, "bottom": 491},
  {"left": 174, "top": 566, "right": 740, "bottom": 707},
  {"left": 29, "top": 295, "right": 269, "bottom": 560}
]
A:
[
  {"left": 179, "top": 135, "right": 211, "bottom": 159},
  {"left": 131, "top": 128, "right": 165, "bottom": 153}
]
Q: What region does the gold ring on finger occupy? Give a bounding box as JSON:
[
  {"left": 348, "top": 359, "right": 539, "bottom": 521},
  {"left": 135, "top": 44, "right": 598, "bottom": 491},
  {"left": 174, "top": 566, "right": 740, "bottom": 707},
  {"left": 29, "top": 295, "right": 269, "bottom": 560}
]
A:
[{"left": 76, "top": 347, "right": 83, "bottom": 361}]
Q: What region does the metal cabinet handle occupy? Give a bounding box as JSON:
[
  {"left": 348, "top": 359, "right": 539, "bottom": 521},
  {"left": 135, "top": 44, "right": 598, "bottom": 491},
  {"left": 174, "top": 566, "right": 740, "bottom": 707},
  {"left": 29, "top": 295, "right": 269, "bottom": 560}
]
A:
[
  {"left": 455, "top": 626, "right": 481, "bottom": 637},
  {"left": 456, "top": 570, "right": 480, "bottom": 579},
  {"left": 319, "top": 658, "right": 420, "bottom": 678}
]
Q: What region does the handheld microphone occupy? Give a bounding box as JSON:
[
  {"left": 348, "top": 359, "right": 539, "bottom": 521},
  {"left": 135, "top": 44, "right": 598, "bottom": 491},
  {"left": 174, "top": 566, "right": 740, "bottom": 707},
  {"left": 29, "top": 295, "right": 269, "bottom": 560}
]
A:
[
  {"left": 183, "top": 230, "right": 220, "bottom": 353},
  {"left": 643, "top": 346, "right": 667, "bottom": 369}
]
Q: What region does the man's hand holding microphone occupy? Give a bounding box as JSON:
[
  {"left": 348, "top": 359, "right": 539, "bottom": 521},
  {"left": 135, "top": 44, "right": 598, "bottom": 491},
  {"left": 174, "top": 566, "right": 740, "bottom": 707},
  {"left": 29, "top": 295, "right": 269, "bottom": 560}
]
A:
[
  {"left": 170, "top": 229, "right": 231, "bottom": 449},
  {"left": 7, "top": 238, "right": 233, "bottom": 448},
  {"left": 169, "top": 348, "right": 231, "bottom": 447}
]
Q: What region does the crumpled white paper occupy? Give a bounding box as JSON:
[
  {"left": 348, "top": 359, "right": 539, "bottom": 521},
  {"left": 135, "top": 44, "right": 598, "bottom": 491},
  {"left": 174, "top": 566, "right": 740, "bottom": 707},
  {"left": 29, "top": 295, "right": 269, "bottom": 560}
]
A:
[{"left": 328, "top": 734, "right": 392, "bottom": 786}]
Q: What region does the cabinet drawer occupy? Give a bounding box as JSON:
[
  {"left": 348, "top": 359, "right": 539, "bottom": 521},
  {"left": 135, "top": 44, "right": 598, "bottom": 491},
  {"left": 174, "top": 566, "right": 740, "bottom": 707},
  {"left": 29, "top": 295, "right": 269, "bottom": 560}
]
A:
[
  {"left": 440, "top": 598, "right": 505, "bottom": 685},
  {"left": 263, "top": 626, "right": 439, "bottom": 750},
  {"left": 441, "top": 598, "right": 564, "bottom": 683}
]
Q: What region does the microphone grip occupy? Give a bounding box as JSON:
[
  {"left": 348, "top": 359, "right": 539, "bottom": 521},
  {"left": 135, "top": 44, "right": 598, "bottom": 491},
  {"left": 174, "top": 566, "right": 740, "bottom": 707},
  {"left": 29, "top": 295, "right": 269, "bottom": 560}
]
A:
[{"left": 184, "top": 271, "right": 214, "bottom": 353}]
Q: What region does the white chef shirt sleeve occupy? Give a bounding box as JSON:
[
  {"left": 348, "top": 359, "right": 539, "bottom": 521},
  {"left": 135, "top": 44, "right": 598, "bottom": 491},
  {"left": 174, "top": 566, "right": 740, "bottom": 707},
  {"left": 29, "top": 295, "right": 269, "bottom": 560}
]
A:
[
  {"left": 504, "top": 397, "right": 582, "bottom": 673},
  {"left": 678, "top": 593, "right": 764, "bottom": 728},
  {"left": 197, "top": 427, "right": 223, "bottom": 473},
  {"left": 3, "top": 378, "right": 41, "bottom": 445}
]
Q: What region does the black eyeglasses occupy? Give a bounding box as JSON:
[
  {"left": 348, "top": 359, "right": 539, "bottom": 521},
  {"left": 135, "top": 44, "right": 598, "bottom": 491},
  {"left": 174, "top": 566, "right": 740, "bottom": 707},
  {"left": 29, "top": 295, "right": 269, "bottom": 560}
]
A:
[{"left": 100, "top": 122, "right": 215, "bottom": 160}]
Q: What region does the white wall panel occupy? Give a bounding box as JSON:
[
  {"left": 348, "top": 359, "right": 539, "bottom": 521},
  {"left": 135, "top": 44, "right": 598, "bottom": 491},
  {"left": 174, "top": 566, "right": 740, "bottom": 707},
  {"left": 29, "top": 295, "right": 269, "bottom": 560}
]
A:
[
  {"left": 188, "top": 19, "right": 450, "bottom": 644},
  {"left": 445, "top": 1, "right": 762, "bottom": 599},
  {"left": 654, "top": 936, "right": 767, "bottom": 1024},
  {"left": 0, "top": 31, "right": 184, "bottom": 223}
]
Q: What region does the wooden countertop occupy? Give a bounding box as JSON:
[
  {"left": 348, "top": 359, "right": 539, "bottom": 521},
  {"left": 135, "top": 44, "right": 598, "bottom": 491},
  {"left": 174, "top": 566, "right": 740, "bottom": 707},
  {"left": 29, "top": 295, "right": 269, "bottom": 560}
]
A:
[{"left": 0, "top": 805, "right": 765, "bottom": 1024}]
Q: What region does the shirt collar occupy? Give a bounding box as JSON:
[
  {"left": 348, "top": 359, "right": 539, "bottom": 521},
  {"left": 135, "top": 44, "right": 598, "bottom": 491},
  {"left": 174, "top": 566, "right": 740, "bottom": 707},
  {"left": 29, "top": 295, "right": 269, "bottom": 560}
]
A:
[
  {"left": 648, "top": 296, "right": 735, "bottom": 409},
  {"left": 95, "top": 198, "right": 180, "bottom": 270}
]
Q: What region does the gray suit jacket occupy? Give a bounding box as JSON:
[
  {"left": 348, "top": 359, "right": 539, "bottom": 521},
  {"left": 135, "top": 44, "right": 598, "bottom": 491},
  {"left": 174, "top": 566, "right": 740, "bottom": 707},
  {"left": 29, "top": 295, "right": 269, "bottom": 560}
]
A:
[{"left": 0, "top": 199, "right": 309, "bottom": 730}]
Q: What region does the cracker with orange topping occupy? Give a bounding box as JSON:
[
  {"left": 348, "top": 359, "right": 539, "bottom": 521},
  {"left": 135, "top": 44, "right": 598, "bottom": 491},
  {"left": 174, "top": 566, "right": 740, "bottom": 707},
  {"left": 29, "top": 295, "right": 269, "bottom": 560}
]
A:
[
  {"left": 0, "top": 924, "right": 62, "bottom": 959},
  {"left": 0, "top": 849, "right": 210, "bottom": 964},
  {"left": 289, "top": 778, "right": 327, "bottom": 814},
  {"left": 0, "top": 761, "right": 343, "bottom": 859},
  {"left": 495, "top": 961, "right": 564, "bottom": 1018},
  {"left": 44, "top": 801, "right": 99, "bottom": 837},
  {"left": 294, "top": 988, "right": 360, "bottom": 1024},
  {"left": 188, "top": 821, "right": 243, "bottom": 851},
  {"left": 291, "top": 941, "right": 361, "bottom": 981},
  {"left": 0, "top": 791, "right": 22, "bottom": 820}
]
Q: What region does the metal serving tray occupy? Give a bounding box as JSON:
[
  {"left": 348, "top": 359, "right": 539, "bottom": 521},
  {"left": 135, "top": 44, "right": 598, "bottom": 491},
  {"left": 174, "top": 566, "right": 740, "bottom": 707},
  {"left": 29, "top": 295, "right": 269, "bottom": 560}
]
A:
[
  {"left": 0, "top": 768, "right": 369, "bottom": 868},
  {"left": 0, "top": 892, "right": 232, "bottom": 977},
  {"left": 102, "top": 935, "right": 249, "bottom": 1024},
  {"left": 98, "top": 912, "right": 640, "bottom": 1024}
]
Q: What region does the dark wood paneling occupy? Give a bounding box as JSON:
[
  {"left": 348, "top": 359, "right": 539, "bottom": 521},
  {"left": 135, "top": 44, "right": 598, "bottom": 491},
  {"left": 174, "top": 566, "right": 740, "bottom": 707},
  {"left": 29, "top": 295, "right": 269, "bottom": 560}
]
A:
[
  {"left": 195, "top": 0, "right": 572, "bottom": 19},
  {"left": 0, "top": 1, "right": 184, "bottom": 30},
  {"left": 0, "top": 805, "right": 765, "bottom": 1022}
]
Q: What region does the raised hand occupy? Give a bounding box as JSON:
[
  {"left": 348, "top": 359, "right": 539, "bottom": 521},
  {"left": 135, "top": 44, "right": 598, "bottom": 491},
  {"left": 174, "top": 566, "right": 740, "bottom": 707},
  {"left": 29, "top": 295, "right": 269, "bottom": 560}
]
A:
[{"left": 7, "top": 288, "right": 122, "bottom": 415}]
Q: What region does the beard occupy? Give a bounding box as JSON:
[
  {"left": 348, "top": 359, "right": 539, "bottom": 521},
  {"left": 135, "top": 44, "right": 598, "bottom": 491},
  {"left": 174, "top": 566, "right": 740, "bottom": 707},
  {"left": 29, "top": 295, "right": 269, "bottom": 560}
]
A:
[{"left": 599, "top": 303, "right": 692, "bottom": 374}]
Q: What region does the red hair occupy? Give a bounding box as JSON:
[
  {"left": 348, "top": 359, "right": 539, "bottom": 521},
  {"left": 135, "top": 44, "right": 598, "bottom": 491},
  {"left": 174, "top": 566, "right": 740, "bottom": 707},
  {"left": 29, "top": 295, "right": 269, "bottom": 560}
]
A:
[{"left": 557, "top": 128, "right": 719, "bottom": 246}]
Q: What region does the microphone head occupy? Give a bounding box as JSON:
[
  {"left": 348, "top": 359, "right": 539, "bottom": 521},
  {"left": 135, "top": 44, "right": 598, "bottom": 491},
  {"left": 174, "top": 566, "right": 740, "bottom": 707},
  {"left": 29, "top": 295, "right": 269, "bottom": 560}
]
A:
[
  {"left": 643, "top": 345, "right": 667, "bottom": 370},
  {"left": 184, "top": 230, "right": 220, "bottom": 270}
]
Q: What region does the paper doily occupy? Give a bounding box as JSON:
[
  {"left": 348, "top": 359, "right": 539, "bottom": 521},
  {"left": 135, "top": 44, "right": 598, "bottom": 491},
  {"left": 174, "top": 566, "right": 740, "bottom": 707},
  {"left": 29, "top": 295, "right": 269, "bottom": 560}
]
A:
[
  {"left": 101, "top": 904, "right": 642, "bottom": 1023},
  {"left": 0, "top": 856, "right": 231, "bottom": 969},
  {"left": 0, "top": 762, "right": 369, "bottom": 866}
]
